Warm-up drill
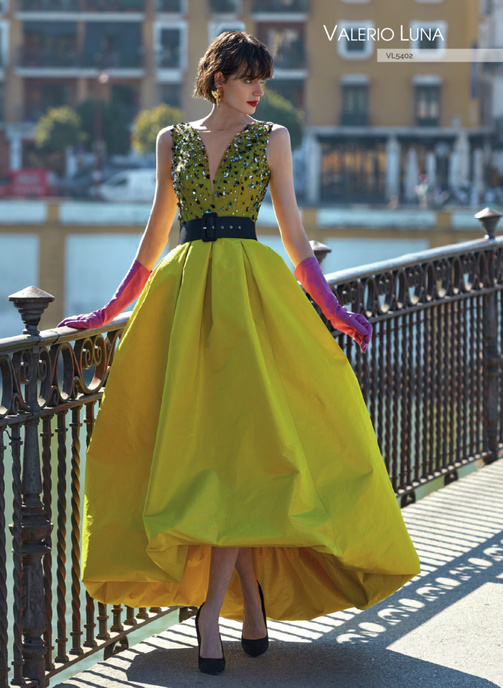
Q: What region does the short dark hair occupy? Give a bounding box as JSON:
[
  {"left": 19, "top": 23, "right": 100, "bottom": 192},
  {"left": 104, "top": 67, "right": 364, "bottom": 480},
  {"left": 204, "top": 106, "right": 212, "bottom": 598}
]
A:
[{"left": 194, "top": 31, "right": 274, "bottom": 103}]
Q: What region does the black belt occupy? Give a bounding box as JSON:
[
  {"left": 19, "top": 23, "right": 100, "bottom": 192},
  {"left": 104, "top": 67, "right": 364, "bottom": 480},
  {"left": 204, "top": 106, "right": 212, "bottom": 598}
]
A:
[{"left": 178, "top": 213, "right": 257, "bottom": 244}]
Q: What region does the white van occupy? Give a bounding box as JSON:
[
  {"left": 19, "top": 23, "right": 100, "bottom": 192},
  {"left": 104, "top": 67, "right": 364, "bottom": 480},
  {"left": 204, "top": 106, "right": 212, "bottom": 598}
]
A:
[{"left": 100, "top": 169, "right": 156, "bottom": 202}]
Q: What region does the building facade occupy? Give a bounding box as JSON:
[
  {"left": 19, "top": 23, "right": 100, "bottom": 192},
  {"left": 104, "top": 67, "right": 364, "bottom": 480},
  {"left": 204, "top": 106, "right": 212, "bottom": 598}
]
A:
[{"left": 0, "top": 0, "right": 490, "bottom": 204}]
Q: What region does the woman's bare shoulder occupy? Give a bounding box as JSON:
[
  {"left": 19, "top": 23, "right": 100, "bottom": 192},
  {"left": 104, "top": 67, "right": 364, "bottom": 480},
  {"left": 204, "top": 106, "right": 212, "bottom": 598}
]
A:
[
  {"left": 157, "top": 124, "right": 176, "bottom": 146},
  {"left": 266, "top": 123, "right": 292, "bottom": 168}
]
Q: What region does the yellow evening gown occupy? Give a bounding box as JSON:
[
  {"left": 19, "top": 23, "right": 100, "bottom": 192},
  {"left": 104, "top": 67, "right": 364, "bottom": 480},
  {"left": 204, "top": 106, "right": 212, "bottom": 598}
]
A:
[{"left": 81, "top": 120, "right": 420, "bottom": 621}]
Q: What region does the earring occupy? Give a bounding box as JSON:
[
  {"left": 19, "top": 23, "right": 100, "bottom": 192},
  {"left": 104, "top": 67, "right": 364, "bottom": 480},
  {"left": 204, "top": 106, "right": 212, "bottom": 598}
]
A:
[{"left": 211, "top": 87, "right": 222, "bottom": 106}]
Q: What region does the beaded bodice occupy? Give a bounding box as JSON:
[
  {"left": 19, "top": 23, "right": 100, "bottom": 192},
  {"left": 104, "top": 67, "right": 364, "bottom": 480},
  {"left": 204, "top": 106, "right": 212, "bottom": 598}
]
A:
[{"left": 171, "top": 120, "right": 274, "bottom": 224}]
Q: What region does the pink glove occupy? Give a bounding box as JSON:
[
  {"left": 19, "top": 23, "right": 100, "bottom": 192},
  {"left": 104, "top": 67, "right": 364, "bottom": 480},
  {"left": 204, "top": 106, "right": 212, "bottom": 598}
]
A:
[
  {"left": 294, "top": 256, "right": 372, "bottom": 353},
  {"left": 58, "top": 259, "right": 151, "bottom": 329}
]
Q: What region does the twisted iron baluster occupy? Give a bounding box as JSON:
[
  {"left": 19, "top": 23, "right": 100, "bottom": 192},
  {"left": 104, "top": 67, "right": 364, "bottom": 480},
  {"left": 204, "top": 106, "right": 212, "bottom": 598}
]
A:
[
  {"left": 437, "top": 301, "right": 447, "bottom": 471},
  {"left": 54, "top": 413, "right": 68, "bottom": 665},
  {"left": 477, "top": 293, "right": 485, "bottom": 455},
  {"left": 0, "top": 430, "right": 8, "bottom": 688},
  {"left": 390, "top": 314, "right": 400, "bottom": 491},
  {"left": 383, "top": 316, "right": 392, "bottom": 478},
  {"left": 424, "top": 302, "right": 433, "bottom": 478},
  {"left": 376, "top": 319, "right": 385, "bottom": 469},
  {"left": 459, "top": 295, "right": 468, "bottom": 462},
  {"left": 41, "top": 416, "right": 54, "bottom": 673},
  {"left": 413, "top": 307, "right": 424, "bottom": 486},
  {"left": 83, "top": 403, "right": 96, "bottom": 649},
  {"left": 400, "top": 309, "right": 413, "bottom": 490},
  {"left": 10, "top": 424, "right": 23, "bottom": 686},
  {"left": 69, "top": 408, "right": 82, "bottom": 656},
  {"left": 447, "top": 299, "right": 456, "bottom": 469}
]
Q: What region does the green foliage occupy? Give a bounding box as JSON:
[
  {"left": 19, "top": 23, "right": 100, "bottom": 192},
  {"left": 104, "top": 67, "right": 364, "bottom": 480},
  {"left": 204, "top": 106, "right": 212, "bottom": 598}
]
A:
[
  {"left": 132, "top": 103, "right": 184, "bottom": 155},
  {"left": 75, "top": 99, "right": 131, "bottom": 156},
  {"left": 34, "top": 106, "right": 83, "bottom": 154},
  {"left": 255, "top": 89, "right": 304, "bottom": 149}
]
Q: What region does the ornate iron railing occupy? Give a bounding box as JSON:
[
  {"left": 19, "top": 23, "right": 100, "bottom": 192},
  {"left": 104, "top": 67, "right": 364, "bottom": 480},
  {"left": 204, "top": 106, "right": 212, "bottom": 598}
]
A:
[
  {"left": 0, "top": 228, "right": 502, "bottom": 687},
  {"left": 322, "top": 234, "right": 503, "bottom": 503}
]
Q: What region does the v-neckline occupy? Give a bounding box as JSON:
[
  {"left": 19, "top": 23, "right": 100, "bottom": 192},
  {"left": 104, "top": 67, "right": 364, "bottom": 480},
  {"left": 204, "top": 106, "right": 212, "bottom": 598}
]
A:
[{"left": 187, "top": 122, "right": 254, "bottom": 196}]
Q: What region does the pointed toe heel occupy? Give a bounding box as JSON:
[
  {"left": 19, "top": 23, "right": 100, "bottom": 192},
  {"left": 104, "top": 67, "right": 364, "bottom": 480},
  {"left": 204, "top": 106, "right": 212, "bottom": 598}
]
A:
[
  {"left": 195, "top": 604, "right": 226, "bottom": 675},
  {"left": 241, "top": 581, "right": 269, "bottom": 657}
]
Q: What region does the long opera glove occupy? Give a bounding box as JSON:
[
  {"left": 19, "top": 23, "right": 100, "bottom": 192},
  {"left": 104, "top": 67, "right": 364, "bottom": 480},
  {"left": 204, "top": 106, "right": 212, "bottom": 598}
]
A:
[
  {"left": 58, "top": 259, "right": 151, "bottom": 330},
  {"left": 294, "top": 256, "right": 372, "bottom": 353}
]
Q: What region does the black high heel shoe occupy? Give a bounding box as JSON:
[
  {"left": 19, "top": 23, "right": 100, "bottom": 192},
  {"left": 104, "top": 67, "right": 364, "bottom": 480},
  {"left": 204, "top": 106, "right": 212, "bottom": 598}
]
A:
[
  {"left": 195, "top": 603, "right": 226, "bottom": 675},
  {"left": 241, "top": 581, "right": 269, "bottom": 657}
]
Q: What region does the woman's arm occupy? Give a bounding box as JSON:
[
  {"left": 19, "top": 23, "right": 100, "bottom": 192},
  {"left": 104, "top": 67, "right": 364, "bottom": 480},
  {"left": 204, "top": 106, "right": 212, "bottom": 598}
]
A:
[
  {"left": 135, "top": 126, "right": 179, "bottom": 270},
  {"left": 268, "top": 125, "right": 372, "bottom": 352},
  {"left": 57, "top": 127, "right": 178, "bottom": 329},
  {"left": 267, "top": 125, "right": 314, "bottom": 268}
]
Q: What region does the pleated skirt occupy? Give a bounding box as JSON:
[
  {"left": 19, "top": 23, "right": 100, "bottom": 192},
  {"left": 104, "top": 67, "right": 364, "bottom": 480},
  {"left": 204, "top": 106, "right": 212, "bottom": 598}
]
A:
[{"left": 81, "top": 237, "right": 420, "bottom": 621}]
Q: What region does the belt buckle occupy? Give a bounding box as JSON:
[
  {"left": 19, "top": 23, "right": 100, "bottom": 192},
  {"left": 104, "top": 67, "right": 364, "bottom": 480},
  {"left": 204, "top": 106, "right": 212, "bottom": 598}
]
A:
[{"left": 202, "top": 212, "right": 218, "bottom": 242}]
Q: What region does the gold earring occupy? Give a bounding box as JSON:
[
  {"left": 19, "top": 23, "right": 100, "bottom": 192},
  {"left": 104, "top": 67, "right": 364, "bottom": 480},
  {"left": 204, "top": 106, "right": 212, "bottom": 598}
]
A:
[{"left": 211, "top": 87, "right": 222, "bottom": 106}]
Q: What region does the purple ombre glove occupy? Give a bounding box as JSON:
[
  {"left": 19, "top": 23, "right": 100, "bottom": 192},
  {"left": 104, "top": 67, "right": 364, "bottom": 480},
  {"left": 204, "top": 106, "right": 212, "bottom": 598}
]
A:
[
  {"left": 294, "top": 256, "right": 372, "bottom": 353},
  {"left": 58, "top": 259, "right": 151, "bottom": 329}
]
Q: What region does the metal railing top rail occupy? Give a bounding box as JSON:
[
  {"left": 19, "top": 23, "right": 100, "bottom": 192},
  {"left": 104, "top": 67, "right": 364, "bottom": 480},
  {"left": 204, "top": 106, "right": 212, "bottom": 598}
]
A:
[{"left": 324, "top": 234, "right": 503, "bottom": 284}]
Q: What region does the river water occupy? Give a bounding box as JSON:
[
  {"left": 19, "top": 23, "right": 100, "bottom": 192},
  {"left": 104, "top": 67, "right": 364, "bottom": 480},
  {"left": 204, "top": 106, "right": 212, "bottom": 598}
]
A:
[{"left": 0, "top": 232, "right": 429, "bottom": 339}]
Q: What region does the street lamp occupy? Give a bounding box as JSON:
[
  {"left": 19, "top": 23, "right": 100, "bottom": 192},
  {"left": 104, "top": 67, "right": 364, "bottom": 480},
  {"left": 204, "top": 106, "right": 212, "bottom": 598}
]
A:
[{"left": 93, "top": 68, "right": 109, "bottom": 198}]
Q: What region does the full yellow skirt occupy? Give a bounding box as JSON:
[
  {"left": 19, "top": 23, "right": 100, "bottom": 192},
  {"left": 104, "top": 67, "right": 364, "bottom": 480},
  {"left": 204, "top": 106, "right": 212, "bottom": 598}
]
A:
[{"left": 82, "top": 238, "right": 420, "bottom": 621}]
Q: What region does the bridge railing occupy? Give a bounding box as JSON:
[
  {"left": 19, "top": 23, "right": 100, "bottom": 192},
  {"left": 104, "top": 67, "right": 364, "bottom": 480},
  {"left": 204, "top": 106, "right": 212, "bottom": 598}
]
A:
[{"left": 0, "top": 230, "right": 502, "bottom": 687}]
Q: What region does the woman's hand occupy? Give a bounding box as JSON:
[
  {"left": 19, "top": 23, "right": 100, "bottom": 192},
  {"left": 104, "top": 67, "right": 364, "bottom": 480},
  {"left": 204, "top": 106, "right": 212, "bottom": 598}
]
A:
[{"left": 58, "top": 259, "right": 151, "bottom": 329}]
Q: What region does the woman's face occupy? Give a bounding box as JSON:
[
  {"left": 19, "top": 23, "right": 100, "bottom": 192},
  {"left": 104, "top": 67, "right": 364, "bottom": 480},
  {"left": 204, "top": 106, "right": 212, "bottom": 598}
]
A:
[{"left": 215, "top": 70, "right": 265, "bottom": 114}]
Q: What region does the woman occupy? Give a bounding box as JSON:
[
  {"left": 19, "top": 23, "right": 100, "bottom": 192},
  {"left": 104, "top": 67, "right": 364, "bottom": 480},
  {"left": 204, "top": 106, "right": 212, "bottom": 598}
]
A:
[{"left": 59, "top": 31, "right": 420, "bottom": 675}]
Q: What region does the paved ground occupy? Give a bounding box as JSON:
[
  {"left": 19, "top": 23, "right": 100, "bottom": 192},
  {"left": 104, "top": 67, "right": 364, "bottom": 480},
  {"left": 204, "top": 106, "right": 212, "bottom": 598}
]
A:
[{"left": 54, "top": 461, "right": 503, "bottom": 688}]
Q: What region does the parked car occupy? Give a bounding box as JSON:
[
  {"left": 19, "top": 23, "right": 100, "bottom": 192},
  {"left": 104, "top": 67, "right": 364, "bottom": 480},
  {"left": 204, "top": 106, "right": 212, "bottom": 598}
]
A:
[
  {"left": 0, "top": 168, "right": 57, "bottom": 198},
  {"left": 99, "top": 169, "right": 157, "bottom": 202}
]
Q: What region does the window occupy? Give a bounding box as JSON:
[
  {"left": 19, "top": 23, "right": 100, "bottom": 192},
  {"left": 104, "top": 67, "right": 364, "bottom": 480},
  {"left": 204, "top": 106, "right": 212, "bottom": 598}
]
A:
[
  {"left": 209, "top": 0, "right": 240, "bottom": 12},
  {"left": 341, "top": 83, "right": 368, "bottom": 126},
  {"left": 0, "top": 20, "right": 7, "bottom": 68},
  {"left": 266, "top": 79, "right": 304, "bottom": 108},
  {"left": 159, "top": 83, "right": 182, "bottom": 109},
  {"left": 208, "top": 21, "right": 245, "bottom": 44},
  {"left": 251, "top": 0, "right": 308, "bottom": 12},
  {"left": 22, "top": 21, "right": 78, "bottom": 67},
  {"left": 409, "top": 21, "right": 447, "bottom": 57},
  {"left": 156, "top": 0, "right": 185, "bottom": 12},
  {"left": 336, "top": 21, "right": 374, "bottom": 60},
  {"left": 155, "top": 23, "right": 186, "bottom": 70},
  {"left": 415, "top": 84, "right": 440, "bottom": 126},
  {"left": 111, "top": 83, "right": 139, "bottom": 121},
  {"left": 257, "top": 25, "right": 306, "bottom": 69},
  {"left": 83, "top": 22, "right": 143, "bottom": 68}
]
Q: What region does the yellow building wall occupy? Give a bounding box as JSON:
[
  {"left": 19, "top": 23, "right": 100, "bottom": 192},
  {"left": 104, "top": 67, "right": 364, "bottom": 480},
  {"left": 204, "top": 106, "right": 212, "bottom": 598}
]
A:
[{"left": 306, "top": 0, "right": 480, "bottom": 128}]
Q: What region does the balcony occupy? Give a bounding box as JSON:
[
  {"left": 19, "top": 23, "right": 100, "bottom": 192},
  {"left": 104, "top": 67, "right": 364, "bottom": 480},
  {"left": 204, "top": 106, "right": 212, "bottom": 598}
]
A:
[
  {"left": 18, "top": 46, "right": 80, "bottom": 68},
  {"left": 156, "top": 0, "right": 184, "bottom": 12},
  {"left": 340, "top": 111, "right": 369, "bottom": 126},
  {"left": 17, "top": 47, "right": 144, "bottom": 71},
  {"left": 251, "top": 0, "right": 308, "bottom": 13},
  {"left": 209, "top": 0, "right": 239, "bottom": 12},
  {"left": 16, "top": 0, "right": 145, "bottom": 10}
]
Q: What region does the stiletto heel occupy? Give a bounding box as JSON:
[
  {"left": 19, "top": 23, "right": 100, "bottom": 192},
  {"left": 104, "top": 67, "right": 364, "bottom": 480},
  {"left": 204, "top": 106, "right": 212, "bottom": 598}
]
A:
[
  {"left": 241, "top": 580, "right": 269, "bottom": 657},
  {"left": 195, "top": 604, "right": 226, "bottom": 674}
]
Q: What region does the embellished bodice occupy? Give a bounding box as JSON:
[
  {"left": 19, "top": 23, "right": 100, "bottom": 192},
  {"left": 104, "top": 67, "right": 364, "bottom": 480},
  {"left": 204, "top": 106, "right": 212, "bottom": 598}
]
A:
[{"left": 171, "top": 120, "right": 274, "bottom": 223}]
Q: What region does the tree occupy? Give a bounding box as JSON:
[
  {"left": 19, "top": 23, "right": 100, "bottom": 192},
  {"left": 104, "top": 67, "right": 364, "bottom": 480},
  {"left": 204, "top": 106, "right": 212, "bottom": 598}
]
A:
[
  {"left": 255, "top": 89, "right": 304, "bottom": 150},
  {"left": 75, "top": 98, "right": 130, "bottom": 156},
  {"left": 34, "top": 106, "right": 83, "bottom": 154},
  {"left": 132, "top": 103, "right": 184, "bottom": 155}
]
